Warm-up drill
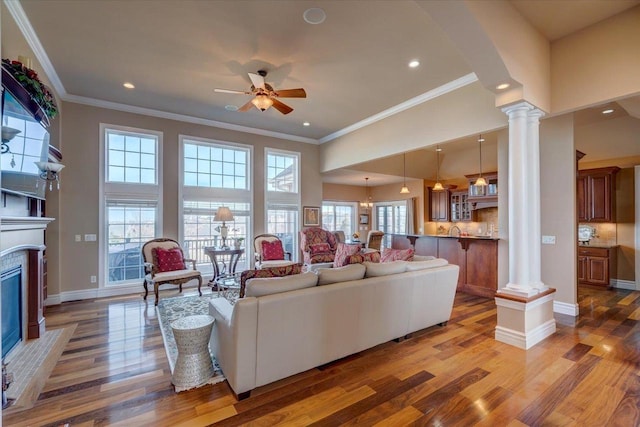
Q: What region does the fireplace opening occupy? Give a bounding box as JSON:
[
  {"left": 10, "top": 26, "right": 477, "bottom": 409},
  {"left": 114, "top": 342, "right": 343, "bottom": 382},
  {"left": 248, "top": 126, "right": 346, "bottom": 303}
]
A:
[{"left": 2, "top": 266, "right": 22, "bottom": 358}]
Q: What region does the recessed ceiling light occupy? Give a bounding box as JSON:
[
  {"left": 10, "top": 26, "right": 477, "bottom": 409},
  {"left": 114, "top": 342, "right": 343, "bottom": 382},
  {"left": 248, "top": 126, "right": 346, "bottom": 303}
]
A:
[
  {"left": 123, "top": 82, "right": 135, "bottom": 89},
  {"left": 408, "top": 60, "right": 420, "bottom": 68},
  {"left": 303, "top": 122, "right": 310, "bottom": 126},
  {"left": 496, "top": 83, "right": 510, "bottom": 90},
  {"left": 225, "top": 105, "right": 238, "bottom": 111},
  {"left": 602, "top": 109, "right": 614, "bottom": 114},
  {"left": 303, "top": 8, "right": 326, "bottom": 24}
]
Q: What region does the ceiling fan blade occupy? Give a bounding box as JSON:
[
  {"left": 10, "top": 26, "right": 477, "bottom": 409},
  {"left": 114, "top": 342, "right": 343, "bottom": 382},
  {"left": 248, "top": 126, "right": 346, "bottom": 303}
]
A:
[
  {"left": 248, "top": 73, "right": 265, "bottom": 90},
  {"left": 271, "top": 98, "right": 293, "bottom": 115},
  {"left": 238, "top": 100, "right": 255, "bottom": 112},
  {"left": 275, "top": 88, "right": 307, "bottom": 98},
  {"left": 215, "top": 88, "right": 251, "bottom": 95}
]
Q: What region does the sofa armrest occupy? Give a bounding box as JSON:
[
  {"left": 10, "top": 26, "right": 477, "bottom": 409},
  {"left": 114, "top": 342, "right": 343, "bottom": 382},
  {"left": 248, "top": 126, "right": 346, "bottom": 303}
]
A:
[{"left": 209, "top": 297, "right": 258, "bottom": 395}]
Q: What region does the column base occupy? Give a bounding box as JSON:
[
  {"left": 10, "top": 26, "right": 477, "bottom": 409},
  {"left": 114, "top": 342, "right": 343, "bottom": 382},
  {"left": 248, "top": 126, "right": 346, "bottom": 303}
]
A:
[
  {"left": 497, "top": 282, "right": 548, "bottom": 298},
  {"left": 494, "top": 288, "right": 556, "bottom": 349}
]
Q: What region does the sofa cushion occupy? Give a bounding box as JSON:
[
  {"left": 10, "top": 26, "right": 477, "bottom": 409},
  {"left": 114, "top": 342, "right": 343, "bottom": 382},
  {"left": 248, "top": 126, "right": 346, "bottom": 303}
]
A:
[
  {"left": 405, "top": 258, "right": 449, "bottom": 271},
  {"left": 316, "top": 263, "right": 366, "bottom": 286},
  {"left": 364, "top": 260, "right": 407, "bottom": 277},
  {"left": 412, "top": 255, "right": 436, "bottom": 261},
  {"left": 346, "top": 250, "right": 381, "bottom": 265},
  {"left": 262, "top": 240, "right": 285, "bottom": 261},
  {"left": 333, "top": 243, "right": 362, "bottom": 267},
  {"left": 309, "top": 242, "right": 332, "bottom": 255},
  {"left": 240, "top": 263, "right": 303, "bottom": 297},
  {"left": 153, "top": 247, "right": 186, "bottom": 272},
  {"left": 381, "top": 248, "right": 415, "bottom": 262},
  {"left": 245, "top": 272, "right": 318, "bottom": 297}
]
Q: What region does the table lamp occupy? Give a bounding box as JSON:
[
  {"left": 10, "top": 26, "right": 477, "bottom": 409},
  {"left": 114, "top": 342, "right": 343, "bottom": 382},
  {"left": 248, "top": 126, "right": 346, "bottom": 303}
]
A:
[{"left": 214, "top": 206, "right": 234, "bottom": 248}]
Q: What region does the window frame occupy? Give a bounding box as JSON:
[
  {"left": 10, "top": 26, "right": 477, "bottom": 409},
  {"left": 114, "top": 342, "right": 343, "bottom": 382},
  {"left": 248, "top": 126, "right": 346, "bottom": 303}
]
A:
[
  {"left": 321, "top": 201, "right": 358, "bottom": 237},
  {"left": 99, "top": 124, "right": 163, "bottom": 288}
]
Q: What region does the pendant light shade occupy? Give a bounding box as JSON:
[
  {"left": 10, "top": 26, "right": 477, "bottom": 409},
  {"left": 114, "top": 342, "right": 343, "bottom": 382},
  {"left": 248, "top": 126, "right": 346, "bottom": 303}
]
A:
[
  {"left": 360, "top": 177, "right": 373, "bottom": 211},
  {"left": 400, "top": 153, "right": 410, "bottom": 194},
  {"left": 474, "top": 135, "right": 487, "bottom": 187},
  {"left": 433, "top": 147, "right": 444, "bottom": 191}
]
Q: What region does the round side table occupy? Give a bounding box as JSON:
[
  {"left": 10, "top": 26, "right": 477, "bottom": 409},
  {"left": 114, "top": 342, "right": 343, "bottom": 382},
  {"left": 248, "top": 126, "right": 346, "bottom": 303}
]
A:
[{"left": 170, "top": 314, "right": 215, "bottom": 390}]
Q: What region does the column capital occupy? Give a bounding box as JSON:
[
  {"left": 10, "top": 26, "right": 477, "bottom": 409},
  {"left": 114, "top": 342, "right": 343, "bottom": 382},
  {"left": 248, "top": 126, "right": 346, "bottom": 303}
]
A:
[{"left": 501, "top": 101, "right": 535, "bottom": 116}]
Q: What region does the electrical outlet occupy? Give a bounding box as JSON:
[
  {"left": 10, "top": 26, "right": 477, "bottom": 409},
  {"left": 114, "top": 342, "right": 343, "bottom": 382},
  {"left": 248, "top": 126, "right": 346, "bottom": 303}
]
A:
[
  {"left": 542, "top": 235, "right": 556, "bottom": 244},
  {"left": 75, "top": 234, "right": 81, "bottom": 242},
  {"left": 90, "top": 275, "right": 97, "bottom": 283}
]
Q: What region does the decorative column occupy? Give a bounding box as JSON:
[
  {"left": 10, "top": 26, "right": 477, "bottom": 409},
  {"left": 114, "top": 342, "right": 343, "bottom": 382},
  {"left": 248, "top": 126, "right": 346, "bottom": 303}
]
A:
[{"left": 495, "top": 102, "right": 556, "bottom": 349}]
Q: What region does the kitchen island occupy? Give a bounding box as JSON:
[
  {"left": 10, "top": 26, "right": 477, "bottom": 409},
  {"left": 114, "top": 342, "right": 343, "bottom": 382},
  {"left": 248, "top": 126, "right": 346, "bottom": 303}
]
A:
[{"left": 392, "top": 234, "right": 499, "bottom": 298}]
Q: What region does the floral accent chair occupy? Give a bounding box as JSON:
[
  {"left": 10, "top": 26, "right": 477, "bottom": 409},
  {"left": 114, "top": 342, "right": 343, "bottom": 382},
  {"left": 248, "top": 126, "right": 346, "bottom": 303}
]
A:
[
  {"left": 141, "top": 238, "right": 202, "bottom": 306},
  {"left": 299, "top": 227, "right": 338, "bottom": 264},
  {"left": 253, "top": 234, "right": 295, "bottom": 269}
]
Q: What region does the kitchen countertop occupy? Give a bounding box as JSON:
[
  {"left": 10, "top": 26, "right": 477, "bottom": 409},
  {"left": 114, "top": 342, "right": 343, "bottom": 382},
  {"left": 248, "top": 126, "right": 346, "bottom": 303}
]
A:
[
  {"left": 578, "top": 243, "right": 619, "bottom": 249},
  {"left": 403, "top": 234, "right": 499, "bottom": 241}
]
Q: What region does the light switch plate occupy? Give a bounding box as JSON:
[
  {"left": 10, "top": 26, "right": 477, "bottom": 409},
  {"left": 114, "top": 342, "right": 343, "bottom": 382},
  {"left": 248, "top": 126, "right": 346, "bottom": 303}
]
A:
[
  {"left": 542, "top": 235, "right": 556, "bottom": 244},
  {"left": 75, "top": 234, "right": 81, "bottom": 242},
  {"left": 84, "top": 234, "right": 97, "bottom": 242}
]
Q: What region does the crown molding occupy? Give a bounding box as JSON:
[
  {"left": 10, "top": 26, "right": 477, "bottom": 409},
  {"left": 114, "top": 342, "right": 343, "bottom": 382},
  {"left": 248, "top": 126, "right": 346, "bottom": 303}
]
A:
[{"left": 318, "top": 73, "right": 479, "bottom": 144}]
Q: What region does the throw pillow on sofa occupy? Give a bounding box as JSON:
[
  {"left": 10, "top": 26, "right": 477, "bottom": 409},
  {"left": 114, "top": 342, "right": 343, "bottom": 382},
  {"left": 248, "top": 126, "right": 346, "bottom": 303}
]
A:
[
  {"left": 364, "top": 260, "right": 407, "bottom": 277},
  {"left": 345, "top": 250, "right": 381, "bottom": 265},
  {"left": 316, "top": 263, "right": 366, "bottom": 285},
  {"left": 333, "top": 243, "right": 362, "bottom": 267},
  {"left": 245, "top": 272, "right": 318, "bottom": 297},
  {"left": 153, "top": 247, "right": 186, "bottom": 272},
  {"left": 405, "top": 258, "right": 449, "bottom": 271},
  {"left": 240, "top": 263, "right": 303, "bottom": 297},
  {"left": 380, "top": 248, "right": 415, "bottom": 262}
]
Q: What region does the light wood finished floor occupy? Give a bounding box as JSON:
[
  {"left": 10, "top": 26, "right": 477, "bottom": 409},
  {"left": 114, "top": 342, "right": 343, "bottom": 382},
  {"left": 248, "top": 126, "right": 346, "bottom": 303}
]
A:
[{"left": 3, "top": 286, "right": 639, "bottom": 426}]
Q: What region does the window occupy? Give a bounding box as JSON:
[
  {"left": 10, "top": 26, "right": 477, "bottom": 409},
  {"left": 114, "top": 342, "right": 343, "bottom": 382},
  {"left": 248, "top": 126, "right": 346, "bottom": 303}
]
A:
[
  {"left": 180, "top": 137, "right": 252, "bottom": 274},
  {"left": 376, "top": 202, "right": 407, "bottom": 249},
  {"left": 183, "top": 142, "right": 247, "bottom": 189},
  {"left": 101, "top": 125, "right": 162, "bottom": 287},
  {"left": 321, "top": 202, "right": 356, "bottom": 237},
  {"left": 265, "top": 149, "right": 300, "bottom": 260}
]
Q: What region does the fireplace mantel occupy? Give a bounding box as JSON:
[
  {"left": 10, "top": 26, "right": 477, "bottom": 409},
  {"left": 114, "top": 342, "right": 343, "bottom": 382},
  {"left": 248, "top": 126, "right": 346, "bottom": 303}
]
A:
[{"left": 1, "top": 216, "right": 55, "bottom": 231}]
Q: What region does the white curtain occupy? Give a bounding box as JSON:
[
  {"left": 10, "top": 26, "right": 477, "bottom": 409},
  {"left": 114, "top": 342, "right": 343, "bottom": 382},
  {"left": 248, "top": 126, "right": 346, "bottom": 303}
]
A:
[{"left": 406, "top": 197, "right": 416, "bottom": 234}]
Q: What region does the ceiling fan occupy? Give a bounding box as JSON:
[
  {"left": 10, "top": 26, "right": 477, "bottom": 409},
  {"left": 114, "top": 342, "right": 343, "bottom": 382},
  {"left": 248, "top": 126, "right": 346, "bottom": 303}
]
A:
[{"left": 214, "top": 70, "right": 306, "bottom": 115}]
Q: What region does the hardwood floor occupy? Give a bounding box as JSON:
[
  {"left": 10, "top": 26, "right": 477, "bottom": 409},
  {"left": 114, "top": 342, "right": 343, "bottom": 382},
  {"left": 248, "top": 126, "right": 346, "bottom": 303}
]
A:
[{"left": 3, "top": 286, "right": 639, "bottom": 426}]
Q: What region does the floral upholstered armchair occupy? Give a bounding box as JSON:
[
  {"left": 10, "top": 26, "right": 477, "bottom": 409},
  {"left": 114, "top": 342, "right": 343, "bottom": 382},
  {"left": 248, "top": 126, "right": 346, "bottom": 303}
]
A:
[{"left": 299, "top": 227, "right": 338, "bottom": 264}]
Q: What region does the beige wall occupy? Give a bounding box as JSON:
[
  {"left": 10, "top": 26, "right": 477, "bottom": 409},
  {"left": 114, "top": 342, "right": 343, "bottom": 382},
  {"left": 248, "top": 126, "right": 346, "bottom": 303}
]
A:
[
  {"left": 55, "top": 102, "right": 321, "bottom": 296},
  {"left": 615, "top": 168, "right": 635, "bottom": 282},
  {"left": 540, "top": 114, "right": 577, "bottom": 306},
  {"left": 551, "top": 5, "right": 640, "bottom": 114}
]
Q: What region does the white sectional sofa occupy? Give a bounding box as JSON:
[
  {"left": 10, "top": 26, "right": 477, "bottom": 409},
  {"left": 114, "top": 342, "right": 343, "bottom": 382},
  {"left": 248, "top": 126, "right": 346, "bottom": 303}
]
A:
[{"left": 208, "top": 259, "right": 459, "bottom": 398}]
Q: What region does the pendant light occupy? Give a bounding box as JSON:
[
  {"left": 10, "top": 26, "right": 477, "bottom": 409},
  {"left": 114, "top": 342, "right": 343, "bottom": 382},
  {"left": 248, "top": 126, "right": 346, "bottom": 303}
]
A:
[
  {"left": 474, "top": 135, "right": 487, "bottom": 187},
  {"left": 433, "top": 146, "right": 444, "bottom": 191},
  {"left": 360, "top": 177, "right": 373, "bottom": 211},
  {"left": 400, "top": 153, "right": 410, "bottom": 194}
]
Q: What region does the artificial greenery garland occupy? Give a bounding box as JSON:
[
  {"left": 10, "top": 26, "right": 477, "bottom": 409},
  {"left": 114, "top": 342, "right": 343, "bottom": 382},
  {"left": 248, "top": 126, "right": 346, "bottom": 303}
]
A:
[{"left": 2, "top": 58, "right": 58, "bottom": 119}]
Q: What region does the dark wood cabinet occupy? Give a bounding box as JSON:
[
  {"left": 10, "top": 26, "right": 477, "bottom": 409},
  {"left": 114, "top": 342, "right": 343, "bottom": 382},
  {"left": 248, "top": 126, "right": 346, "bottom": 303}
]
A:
[
  {"left": 578, "top": 246, "right": 617, "bottom": 287},
  {"left": 428, "top": 187, "right": 450, "bottom": 222},
  {"left": 577, "top": 167, "right": 619, "bottom": 223},
  {"left": 450, "top": 190, "right": 475, "bottom": 222}
]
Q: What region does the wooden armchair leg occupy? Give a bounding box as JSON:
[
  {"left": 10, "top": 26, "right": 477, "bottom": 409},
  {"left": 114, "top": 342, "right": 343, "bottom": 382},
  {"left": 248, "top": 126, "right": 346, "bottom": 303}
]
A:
[
  {"left": 143, "top": 279, "right": 148, "bottom": 300},
  {"left": 197, "top": 276, "right": 203, "bottom": 296},
  {"left": 155, "top": 283, "right": 160, "bottom": 306}
]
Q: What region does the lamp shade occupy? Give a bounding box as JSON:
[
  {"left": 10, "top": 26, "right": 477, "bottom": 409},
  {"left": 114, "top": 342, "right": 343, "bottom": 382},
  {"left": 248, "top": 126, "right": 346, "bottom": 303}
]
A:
[
  {"left": 400, "top": 185, "right": 410, "bottom": 194},
  {"left": 214, "top": 206, "right": 234, "bottom": 222},
  {"left": 251, "top": 95, "right": 273, "bottom": 111},
  {"left": 433, "top": 182, "right": 445, "bottom": 191}
]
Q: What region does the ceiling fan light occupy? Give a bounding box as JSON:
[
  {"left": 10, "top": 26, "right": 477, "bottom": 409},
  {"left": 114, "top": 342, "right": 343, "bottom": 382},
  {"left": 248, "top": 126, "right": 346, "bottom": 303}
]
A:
[
  {"left": 251, "top": 95, "right": 273, "bottom": 111},
  {"left": 474, "top": 176, "right": 487, "bottom": 186},
  {"left": 433, "top": 182, "right": 444, "bottom": 191}
]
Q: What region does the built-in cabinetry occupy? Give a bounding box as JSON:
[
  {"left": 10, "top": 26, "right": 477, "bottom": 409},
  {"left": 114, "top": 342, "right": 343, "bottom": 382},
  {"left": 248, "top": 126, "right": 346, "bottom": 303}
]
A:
[
  {"left": 450, "top": 190, "right": 475, "bottom": 222},
  {"left": 577, "top": 167, "right": 619, "bottom": 223},
  {"left": 578, "top": 246, "right": 617, "bottom": 287},
  {"left": 428, "top": 187, "right": 451, "bottom": 222},
  {"left": 464, "top": 171, "right": 498, "bottom": 210}
]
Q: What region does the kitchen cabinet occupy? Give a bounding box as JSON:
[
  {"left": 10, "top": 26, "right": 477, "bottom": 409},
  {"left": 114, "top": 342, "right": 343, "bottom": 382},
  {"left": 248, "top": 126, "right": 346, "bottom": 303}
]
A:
[
  {"left": 450, "top": 190, "right": 475, "bottom": 222},
  {"left": 428, "top": 187, "right": 450, "bottom": 222},
  {"left": 577, "top": 167, "right": 619, "bottom": 223},
  {"left": 578, "top": 246, "right": 617, "bottom": 287}
]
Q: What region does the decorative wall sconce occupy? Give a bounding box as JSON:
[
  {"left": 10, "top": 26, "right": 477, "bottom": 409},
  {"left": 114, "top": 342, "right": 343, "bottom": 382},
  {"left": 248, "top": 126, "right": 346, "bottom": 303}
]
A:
[{"left": 35, "top": 161, "right": 65, "bottom": 190}]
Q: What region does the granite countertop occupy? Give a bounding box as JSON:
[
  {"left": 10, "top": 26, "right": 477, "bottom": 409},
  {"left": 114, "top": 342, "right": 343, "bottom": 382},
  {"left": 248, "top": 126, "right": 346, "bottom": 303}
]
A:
[{"left": 417, "top": 234, "right": 500, "bottom": 241}]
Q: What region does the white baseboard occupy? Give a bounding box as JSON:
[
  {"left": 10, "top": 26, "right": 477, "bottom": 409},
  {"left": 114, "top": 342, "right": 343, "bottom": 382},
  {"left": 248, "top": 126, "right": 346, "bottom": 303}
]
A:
[
  {"left": 553, "top": 300, "right": 579, "bottom": 317},
  {"left": 45, "top": 283, "right": 143, "bottom": 305},
  {"left": 495, "top": 319, "right": 556, "bottom": 350},
  {"left": 611, "top": 279, "right": 638, "bottom": 291}
]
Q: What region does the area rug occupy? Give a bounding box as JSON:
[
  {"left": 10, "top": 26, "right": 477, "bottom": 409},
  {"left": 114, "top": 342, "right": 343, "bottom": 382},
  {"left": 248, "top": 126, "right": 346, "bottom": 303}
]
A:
[{"left": 156, "top": 293, "right": 226, "bottom": 391}]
